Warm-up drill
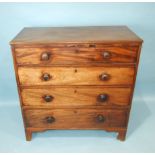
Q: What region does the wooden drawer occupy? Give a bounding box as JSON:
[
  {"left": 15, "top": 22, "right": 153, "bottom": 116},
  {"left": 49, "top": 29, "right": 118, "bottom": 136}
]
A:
[
  {"left": 15, "top": 46, "right": 138, "bottom": 65},
  {"left": 24, "top": 109, "right": 128, "bottom": 129},
  {"left": 18, "top": 67, "right": 135, "bottom": 86},
  {"left": 21, "top": 87, "right": 132, "bottom": 107}
]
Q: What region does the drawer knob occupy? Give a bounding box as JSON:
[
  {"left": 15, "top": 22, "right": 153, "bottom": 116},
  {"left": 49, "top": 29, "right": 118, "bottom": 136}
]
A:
[
  {"left": 102, "top": 51, "right": 111, "bottom": 59},
  {"left": 89, "top": 44, "right": 96, "bottom": 48},
  {"left": 42, "top": 73, "right": 51, "bottom": 81},
  {"left": 46, "top": 116, "right": 55, "bottom": 123},
  {"left": 96, "top": 114, "right": 105, "bottom": 122},
  {"left": 41, "top": 52, "right": 50, "bottom": 61},
  {"left": 43, "top": 95, "right": 54, "bottom": 102},
  {"left": 99, "top": 73, "right": 110, "bottom": 81},
  {"left": 97, "top": 94, "right": 108, "bottom": 102}
]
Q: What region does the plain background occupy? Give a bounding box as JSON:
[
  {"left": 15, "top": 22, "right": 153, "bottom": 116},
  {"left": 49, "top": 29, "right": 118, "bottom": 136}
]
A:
[{"left": 0, "top": 3, "right": 155, "bottom": 152}]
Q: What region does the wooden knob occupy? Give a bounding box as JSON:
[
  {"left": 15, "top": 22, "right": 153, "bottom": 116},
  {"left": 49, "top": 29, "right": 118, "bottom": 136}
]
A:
[
  {"left": 96, "top": 114, "right": 105, "bottom": 122},
  {"left": 45, "top": 116, "right": 55, "bottom": 123},
  {"left": 99, "top": 73, "right": 110, "bottom": 81},
  {"left": 102, "top": 51, "right": 111, "bottom": 59},
  {"left": 97, "top": 94, "right": 108, "bottom": 102},
  {"left": 43, "top": 95, "right": 54, "bottom": 102},
  {"left": 41, "top": 52, "right": 50, "bottom": 61},
  {"left": 42, "top": 73, "right": 51, "bottom": 81},
  {"left": 89, "top": 44, "right": 96, "bottom": 48}
]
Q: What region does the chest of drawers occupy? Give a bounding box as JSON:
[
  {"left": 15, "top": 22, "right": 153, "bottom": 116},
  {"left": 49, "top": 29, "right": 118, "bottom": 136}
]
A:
[{"left": 10, "top": 26, "right": 143, "bottom": 141}]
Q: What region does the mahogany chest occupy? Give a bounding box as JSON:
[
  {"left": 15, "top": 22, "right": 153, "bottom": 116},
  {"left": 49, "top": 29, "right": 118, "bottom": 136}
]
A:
[{"left": 10, "top": 26, "right": 143, "bottom": 141}]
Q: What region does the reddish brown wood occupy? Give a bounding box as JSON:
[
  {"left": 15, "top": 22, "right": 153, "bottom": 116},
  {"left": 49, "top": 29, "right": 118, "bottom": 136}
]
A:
[
  {"left": 24, "top": 109, "right": 128, "bottom": 129},
  {"left": 18, "top": 66, "right": 135, "bottom": 86},
  {"left": 10, "top": 26, "right": 142, "bottom": 45},
  {"left": 10, "top": 26, "right": 143, "bottom": 141},
  {"left": 117, "top": 130, "right": 127, "bottom": 141},
  {"left": 25, "top": 129, "right": 32, "bottom": 141},
  {"left": 11, "top": 46, "right": 29, "bottom": 137},
  {"left": 21, "top": 87, "right": 132, "bottom": 107},
  {"left": 15, "top": 46, "right": 138, "bottom": 65}
]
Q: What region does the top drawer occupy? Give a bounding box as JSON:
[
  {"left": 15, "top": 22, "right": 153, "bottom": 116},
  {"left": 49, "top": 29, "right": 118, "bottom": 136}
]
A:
[{"left": 15, "top": 46, "right": 138, "bottom": 65}]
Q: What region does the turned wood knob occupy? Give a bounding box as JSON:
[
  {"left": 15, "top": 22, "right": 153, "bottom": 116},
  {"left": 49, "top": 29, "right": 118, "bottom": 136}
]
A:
[
  {"left": 45, "top": 116, "right": 55, "bottom": 123},
  {"left": 43, "top": 95, "right": 54, "bottom": 102},
  {"left": 42, "top": 73, "right": 51, "bottom": 81},
  {"left": 99, "top": 73, "right": 110, "bottom": 81},
  {"left": 89, "top": 44, "right": 96, "bottom": 48},
  {"left": 102, "top": 51, "right": 111, "bottom": 59},
  {"left": 97, "top": 94, "right": 108, "bottom": 102},
  {"left": 41, "top": 52, "right": 50, "bottom": 61},
  {"left": 96, "top": 114, "right": 105, "bottom": 122}
]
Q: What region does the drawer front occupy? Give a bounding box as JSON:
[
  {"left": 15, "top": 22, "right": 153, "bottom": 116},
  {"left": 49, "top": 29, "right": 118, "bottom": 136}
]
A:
[
  {"left": 15, "top": 46, "right": 137, "bottom": 65},
  {"left": 24, "top": 109, "right": 128, "bottom": 129},
  {"left": 21, "top": 87, "right": 132, "bottom": 107},
  {"left": 18, "top": 67, "right": 135, "bottom": 86}
]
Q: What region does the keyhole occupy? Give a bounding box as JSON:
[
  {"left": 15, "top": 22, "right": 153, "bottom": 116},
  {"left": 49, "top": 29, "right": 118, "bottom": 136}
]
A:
[{"left": 74, "top": 69, "right": 77, "bottom": 73}]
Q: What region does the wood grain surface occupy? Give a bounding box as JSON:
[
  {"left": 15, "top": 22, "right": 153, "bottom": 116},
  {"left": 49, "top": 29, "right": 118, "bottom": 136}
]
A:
[
  {"left": 18, "top": 66, "right": 135, "bottom": 86},
  {"left": 24, "top": 108, "right": 128, "bottom": 129},
  {"left": 10, "top": 26, "right": 143, "bottom": 45},
  {"left": 21, "top": 87, "right": 132, "bottom": 107},
  {"left": 15, "top": 46, "right": 138, "bottom": 65}
]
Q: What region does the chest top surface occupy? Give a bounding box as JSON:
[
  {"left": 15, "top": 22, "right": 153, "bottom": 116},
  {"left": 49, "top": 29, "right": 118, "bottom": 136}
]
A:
[{"left": 10, "top": 26, "right": 143, "bottom": 45}]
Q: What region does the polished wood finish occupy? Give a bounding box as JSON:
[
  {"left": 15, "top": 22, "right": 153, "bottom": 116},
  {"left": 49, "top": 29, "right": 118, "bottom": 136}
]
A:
[
  {"left": 117, "top": 130, "right": 127, "bottom": 141},
  {"left": 24, "top": 109, "right": 128, "bottom": 128},
  {"left": 21, "top": 87, "right": 132, "bottom": 107},
  {"left": 10, "top": 26, "right": 142, "bottom": 45},
  {"left": 18, "top": 67, "right": 135, "bottom": 86},
  {"left": 25, "top": 129, "right": 32, "bottom": 141},
  {"left": 10, "top": 26, "right": 143, "bottom": 141},
  {"left": 15, "top": 46, "right": 138, "bottom": 65}
]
